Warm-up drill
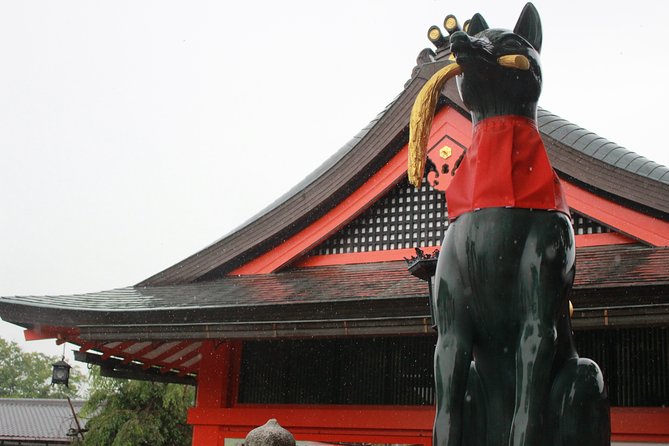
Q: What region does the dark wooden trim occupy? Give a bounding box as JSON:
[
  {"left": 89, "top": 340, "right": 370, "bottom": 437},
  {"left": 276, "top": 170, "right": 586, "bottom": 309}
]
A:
[
  {"left": 78, "top": 317, "right": 436, "bottom": 342},
  {"left": 74, "top": 351, "right": 196, "bottom": 386},
  {"left": 572, "top": 303, "right": 669, "bottom": 330}
]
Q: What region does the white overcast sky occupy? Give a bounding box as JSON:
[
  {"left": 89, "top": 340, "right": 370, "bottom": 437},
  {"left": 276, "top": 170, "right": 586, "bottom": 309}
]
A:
[{"left": 2, "top": 0, "right": 668, "bottom": 359}]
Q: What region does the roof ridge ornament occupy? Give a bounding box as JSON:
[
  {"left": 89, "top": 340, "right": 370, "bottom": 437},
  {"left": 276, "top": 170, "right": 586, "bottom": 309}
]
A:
[{"left": 427, "top": 14, "right": 471, "bottom": 50}]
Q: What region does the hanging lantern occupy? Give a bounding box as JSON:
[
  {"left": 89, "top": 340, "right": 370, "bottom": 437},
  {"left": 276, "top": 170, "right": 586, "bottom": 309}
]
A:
[{"left": 51, "top": 359, "right": 72, "bottom": 387}]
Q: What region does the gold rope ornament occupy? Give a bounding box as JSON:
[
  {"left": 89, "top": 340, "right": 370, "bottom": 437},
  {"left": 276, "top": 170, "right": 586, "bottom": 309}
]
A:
[
  {"left": 408, "top": 63, "right": 461, "bottom": 188},
  {"left": 407, "top": 54, "right": 530, "bottom": 188}
]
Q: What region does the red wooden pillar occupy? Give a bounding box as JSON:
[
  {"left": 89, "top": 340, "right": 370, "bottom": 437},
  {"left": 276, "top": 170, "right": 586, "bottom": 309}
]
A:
[{"left": 190, "top": 340, "right": 241, "bottom": 446}]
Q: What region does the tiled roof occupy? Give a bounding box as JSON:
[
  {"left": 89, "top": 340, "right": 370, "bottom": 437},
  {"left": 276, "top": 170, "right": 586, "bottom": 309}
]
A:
[
  {"left": 575, "top": 244, "right": 669, "bottom": 289},
  {"left": 0, "top": 398, "right": 84, "bottom": 442},
  {"left": 2, "top": 245, "right": 667, "bottom": 323},
  {"left": 537, "top": 109, "right": 669, "bottom": 184},
  {"left": 0, "top": 261, "right": 429, "bottom": 328},
  {"left": 2, "top": 261, "right": 425, "bottom": 313}
]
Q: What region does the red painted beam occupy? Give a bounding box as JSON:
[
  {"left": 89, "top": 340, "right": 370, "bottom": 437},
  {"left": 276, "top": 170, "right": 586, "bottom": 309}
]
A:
[
  {"left": 141, "top": 341, "right": 188, "bottom": 370},
  {"left": 564, "top": 182, "right": 669, "bottom": 247},
  {"left": 159, "top": 344, "right": 202, "bottom": 373},
  {"left": 166, "top": 345, "right": 202, "bottom": 370},
  {"left": 295, "top": 246, "right": 440, "bottom": 268},
  {"left": 121, "top": 342, "right": 158, "bottom": 365},
  {"left": 610, "top": 407, "right": 669, "bottom": 442},
  {"left": 101, "top": 341, "right": 136, "bottom": 360},
  {"left": 575, "top": 232, "right": 635, "bottom": 247},
  {"left": 188, "top": 405, "right": 434, "bottom": 445},
  {"left": 188, "top": 405, "right": 434, "bottom": 430},
  {"left": 187, "top": 406, "right": 669, "bottom": 444},
  {"left": 23, "top": 326, "right": 79, "bottom": 341},
  {"left": 295, "top": 231, "right": 635, "bottom": 268}
]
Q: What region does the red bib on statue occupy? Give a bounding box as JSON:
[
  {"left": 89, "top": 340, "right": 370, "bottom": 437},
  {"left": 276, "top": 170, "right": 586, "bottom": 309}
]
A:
[{"left": 446, "top": 115, "right": 569, "bottom": 221}]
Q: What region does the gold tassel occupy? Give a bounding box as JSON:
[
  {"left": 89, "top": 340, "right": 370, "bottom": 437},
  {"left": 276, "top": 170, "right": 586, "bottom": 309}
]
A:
[
  {"left": 408, "top": 63, "right": 462, "bottom": 187},
  {"left": 408, "top": 54, "right": 529, "bottom": 188}
]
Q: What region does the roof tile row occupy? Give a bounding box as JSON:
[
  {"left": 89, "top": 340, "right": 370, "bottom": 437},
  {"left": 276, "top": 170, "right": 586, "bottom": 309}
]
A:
[
  {"left": 0, "top": 398, "right": 84, "bottom": 441},
  {"left": 3, "top": 245, "right": 667, "bottom": 315}
]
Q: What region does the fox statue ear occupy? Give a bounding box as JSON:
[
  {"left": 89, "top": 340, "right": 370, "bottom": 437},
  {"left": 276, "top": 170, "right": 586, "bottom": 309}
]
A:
[
  {"left": 467, "top": 13, "right": 489, "bottom": 36},
  {"left": 514, "top": 3, "right": 542, "bottom": 53}
]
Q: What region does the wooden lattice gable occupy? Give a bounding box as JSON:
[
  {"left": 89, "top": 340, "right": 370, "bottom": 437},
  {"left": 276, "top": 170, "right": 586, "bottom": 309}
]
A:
[
  {"left": 306, "top": 178, "right": 447, "bottom": 256},
  {"left": 303, "top": 178, "right": 625, "bottom": 259}
]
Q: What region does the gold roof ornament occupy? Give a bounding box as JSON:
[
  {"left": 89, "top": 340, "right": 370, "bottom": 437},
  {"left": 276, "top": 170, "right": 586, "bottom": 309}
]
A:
[
  {"left": 427, "top": 26, "right": 447, "bottom": 48},
  {"left": 444, "top": 15, "right": 460, "bottom": 34}
]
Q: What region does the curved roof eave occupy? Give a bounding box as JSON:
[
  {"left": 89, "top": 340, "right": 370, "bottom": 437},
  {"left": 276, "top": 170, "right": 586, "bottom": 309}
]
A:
[{"left": 3, "top": 245, "right": 668, "bottom": 331}]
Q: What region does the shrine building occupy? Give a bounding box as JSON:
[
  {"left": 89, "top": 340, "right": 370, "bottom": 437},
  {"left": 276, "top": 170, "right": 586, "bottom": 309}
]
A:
[{"left": 2, "top": 15, "right": 669, "bottom": 446}]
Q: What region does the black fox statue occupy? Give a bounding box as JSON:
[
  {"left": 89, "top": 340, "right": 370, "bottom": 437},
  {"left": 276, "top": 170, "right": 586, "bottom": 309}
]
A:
[{"left": 409, "top": 4, "right": 611, "bottom": 446}]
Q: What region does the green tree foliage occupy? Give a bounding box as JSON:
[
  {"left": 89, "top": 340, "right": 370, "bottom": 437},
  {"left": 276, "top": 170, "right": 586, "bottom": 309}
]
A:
[
  {"left": 78, "top": 370, "right": 195, "bottom": 446},
  {"left": 0, "top": 337, "right": 83, "bottom": 398}
]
